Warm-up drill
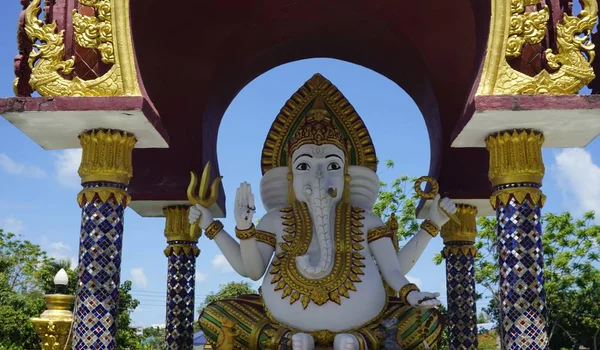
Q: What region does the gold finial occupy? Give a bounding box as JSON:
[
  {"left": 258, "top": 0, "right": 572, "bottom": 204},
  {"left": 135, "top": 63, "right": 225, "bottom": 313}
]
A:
[{"left": 30, "top": 270, "right": 75, "bottom": 350}]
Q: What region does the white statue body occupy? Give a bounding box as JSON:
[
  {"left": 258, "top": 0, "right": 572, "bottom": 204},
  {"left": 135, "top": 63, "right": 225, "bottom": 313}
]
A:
[{"left": 190, "top": 143, "right": 456, "bottom": 350}]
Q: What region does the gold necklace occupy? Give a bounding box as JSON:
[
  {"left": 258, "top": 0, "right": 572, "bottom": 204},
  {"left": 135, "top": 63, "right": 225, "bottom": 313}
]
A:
[{"left": 269, "top": 201, "right": 367, "bottom": 308}]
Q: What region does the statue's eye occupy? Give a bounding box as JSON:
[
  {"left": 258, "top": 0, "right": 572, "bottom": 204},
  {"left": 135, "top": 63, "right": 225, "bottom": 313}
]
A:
[
  {"left": 327, "top": 162, "right": 341, "bottom": 171},
  {"left": 296, "top": 163, "right": 310, "bottom": 171}
]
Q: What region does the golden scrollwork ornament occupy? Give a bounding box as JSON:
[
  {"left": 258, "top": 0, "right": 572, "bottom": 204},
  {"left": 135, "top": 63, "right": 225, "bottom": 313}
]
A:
[
  {"left": 478, "top": 0, "right": 597, "bottom": 95},
  {"left": 20, "top": 0, "right": 140, "bottom": 96}
]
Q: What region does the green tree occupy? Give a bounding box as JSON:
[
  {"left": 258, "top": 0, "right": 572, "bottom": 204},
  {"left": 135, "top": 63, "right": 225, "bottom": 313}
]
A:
[
  {"left": 0, "top": 228, "right": 143, "bottom": 350},
  {"left": 116, "top": 280, "right": 143, "bottom": 350},
  {"left": 372, "top": 160, "right": 420, "bottom": 243},
  {"left": 141, "top": 326, "right": 166, "bottom": 349},
  {"left": 0, "top": 229, "right": 48, "bottom": 349},
  {"left": 434, "top": 211, "right": 600, "bottom": 349},
  {"left": 198, "top": 281, "right": 257, "bottom": 312}
]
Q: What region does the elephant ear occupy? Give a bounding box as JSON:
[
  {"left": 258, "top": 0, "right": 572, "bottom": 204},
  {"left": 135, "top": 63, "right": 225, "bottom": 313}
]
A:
[
  {"left": 349, "top": 165, "right": 380, "bottom": 211},
  {"left": 260, "top": 166, "right": 289, "bottom": 213}
]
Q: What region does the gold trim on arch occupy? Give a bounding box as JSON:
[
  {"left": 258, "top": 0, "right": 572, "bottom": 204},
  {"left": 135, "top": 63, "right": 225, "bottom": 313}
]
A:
[
  {"left": 20, "top": 0, "right": 140, "bottom": 96},
  {"left": 260, "top": 73, "right": 377, "bottom": 174},
  {"left": 477, "top": 0, "right": 597, "bottom": 95}
]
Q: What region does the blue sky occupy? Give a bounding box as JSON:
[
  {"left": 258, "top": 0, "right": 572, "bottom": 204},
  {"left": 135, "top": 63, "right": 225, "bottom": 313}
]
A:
[{"left": 2, "top": 2, "right": 600, "bottom": 327}]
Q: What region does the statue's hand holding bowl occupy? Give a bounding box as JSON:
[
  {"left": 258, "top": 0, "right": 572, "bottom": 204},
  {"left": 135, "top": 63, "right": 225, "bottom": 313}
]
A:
[
  {"left": 406, "top": 291, "right": 441, "bottom": 309},
  {"left": 234, "top": 181, "right": 255, "bottom": 230},
  {"left": 189, "top": 204, "right": 214, "bottom": 230},
  {"left": 428, "top": 194, "right": 457, "bottom": 227}
]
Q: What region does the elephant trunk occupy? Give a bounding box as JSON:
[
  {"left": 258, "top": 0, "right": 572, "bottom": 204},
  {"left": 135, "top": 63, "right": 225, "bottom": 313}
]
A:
[{"left": 295, "top": 177, "right": 338, "bottom": 277}]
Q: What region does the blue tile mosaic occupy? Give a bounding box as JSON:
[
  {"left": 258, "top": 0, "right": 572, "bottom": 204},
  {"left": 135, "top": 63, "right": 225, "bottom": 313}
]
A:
[
  {"left": 165, "top": 248, "right": 196, "bottom": 350},
  {"left": 496, "top": 196, "right": 548, "bottom": 349},
  {"left": 73, "top": 195, "right": 124, "bottom": 350},
  {"left": 446, "top": 251, "right": 478, "bottom": 350}
]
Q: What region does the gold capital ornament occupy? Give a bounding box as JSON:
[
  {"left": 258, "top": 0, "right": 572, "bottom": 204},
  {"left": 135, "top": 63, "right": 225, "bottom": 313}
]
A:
[
  {"left": 486, "top": 130, "right": 546, "bottom": 209},
  {"left": 76, "top": 129, "right": 136, "bottom": 207},
  {"left": 440, "top": 204, "right": 478, "bottom": 258},
  {"left": 163, "top": 206, "right": 200, "bottom": 257}
]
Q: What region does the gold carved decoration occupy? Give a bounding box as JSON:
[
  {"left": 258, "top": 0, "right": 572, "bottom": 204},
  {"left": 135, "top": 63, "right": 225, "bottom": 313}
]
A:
[
  {"left": 367, "top": 226, "right": 393, "bottom": 243},
  {"left": 77, "top": 187, "right": 130, "bottom": 207},
  {"left": 269, "top": 203, "right": 366, "bottom": 308},
  {"left": 478, "top": 0, "right": 597, "bottom": 94},
  {"left": 164, "top": 206, "right": 197, "bottom": 242},
  {"left": 261, "top": 73, "right": 377, "bottom": 174},
  {"left": 506, "top": 0, "right": 549, "bottom": 58},
  {"left": 440, "top": 204, "right": 478, "bottom": 244},
  {"left": 490, "top": 187, "right": 546, "bottom": 210},
  {"left": 73, "top": 0, "right": 114, "bottom": 64},
  {"left": 20, "top": 0, "right": 140, "bottom": 96},
  {"left": 78, "top": 129, "right": 137, "bottom": 185},
  {"left": 30, "top": 294, "right": 75, "bottom": 350},
  {"left": 486, "top": 130, "right": 545, "bottom": 186},
  {"left": 441, "top": 204, "right": 478, "bottom": 258}
]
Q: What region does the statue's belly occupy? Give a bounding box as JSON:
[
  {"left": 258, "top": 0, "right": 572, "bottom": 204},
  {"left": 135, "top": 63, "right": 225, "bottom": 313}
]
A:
[{"left": 261, "top": 257, "right": 387, "bottom": 332}]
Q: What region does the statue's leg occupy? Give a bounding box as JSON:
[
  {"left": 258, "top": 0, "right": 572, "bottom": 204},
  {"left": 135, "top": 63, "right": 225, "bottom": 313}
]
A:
[
  {"left": 333, "top": 334, "right": 359, "bottom": 350},
  {"left": 380, "top": 297, "right": 444, "bottom": 350},
  {"left": 198, "top": 294, "right": 293, "bottom": 349},
  {"left": 291, "top": 333, "right": 315, "bottom": 350}
]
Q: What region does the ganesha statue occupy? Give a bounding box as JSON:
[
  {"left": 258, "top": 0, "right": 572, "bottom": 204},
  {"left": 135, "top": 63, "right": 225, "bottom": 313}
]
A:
[{"left": 190, "top": 74, "right": 456, "bottom": 349}]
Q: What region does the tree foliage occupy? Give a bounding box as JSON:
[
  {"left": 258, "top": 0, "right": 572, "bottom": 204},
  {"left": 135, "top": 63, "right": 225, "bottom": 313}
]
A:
[
  {"left": 198, "top": 281, "right": 257, "bottom": 312},
  {"left": 372, "top": 160, "right": 420, "bottom": 243},
  {"left": 433, "top": 209, "right": 600, "bottom": 349},
  {"left": 0, "top": 228, "right": 143, "bottom": 350}
]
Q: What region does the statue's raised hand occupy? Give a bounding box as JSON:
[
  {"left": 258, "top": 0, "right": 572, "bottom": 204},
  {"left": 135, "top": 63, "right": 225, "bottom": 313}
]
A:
[
  {"left": 234, "top": 182, "right": 255, "bottom": 230},
  {"left": 428, "top": 194, "right": 457, "bottom": 227},
  {"left": 189, "top": 204, "right": 213, "bottom": 230},
  {"left": 406, "top": 291, "right": 441, "bottom": 309}
]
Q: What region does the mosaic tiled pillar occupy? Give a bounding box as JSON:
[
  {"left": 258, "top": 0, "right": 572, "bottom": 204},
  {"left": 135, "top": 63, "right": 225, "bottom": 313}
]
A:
[
  {"left": 163, "top": 206, "right": 200, "bottom": 350},
  {"left": 72, "top": 129, "right": 136, "bottom": 350},
  {"left": 441, "top": 204, "right": 479, "bottom": 350},
  {"left": 486, "top": 130, "right": 548, "bottom": 349}
]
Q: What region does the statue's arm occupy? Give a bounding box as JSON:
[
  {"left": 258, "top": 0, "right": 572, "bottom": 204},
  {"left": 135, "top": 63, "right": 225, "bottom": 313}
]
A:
[
  {"left": 364, "top": 212, "right": 411, "bottom": 292},
  {"left": 396, "top": 229, "right": 433, "bottom": 274},
  {"left": 212, "top": 214, "right": 276, "bottom": 281}
]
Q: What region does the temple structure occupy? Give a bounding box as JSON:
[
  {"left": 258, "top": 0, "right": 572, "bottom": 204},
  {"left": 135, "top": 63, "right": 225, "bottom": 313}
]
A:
[{"left": 2, "top": 0, "right": 600, "bottom": 349}]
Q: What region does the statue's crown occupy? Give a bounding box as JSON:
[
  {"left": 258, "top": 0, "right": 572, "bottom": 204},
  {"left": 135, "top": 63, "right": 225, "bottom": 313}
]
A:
[{"left": 288, "top": 96, "right": 348, "bottom": 155}]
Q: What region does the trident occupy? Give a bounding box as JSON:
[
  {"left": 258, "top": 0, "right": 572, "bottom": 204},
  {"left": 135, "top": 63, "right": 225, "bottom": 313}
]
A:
[
  {"left": 414, "top": 176, "right": 460, "bottom": 225},
  {"left": 187, "top": 162, "right": 223, "bottom": 238}
]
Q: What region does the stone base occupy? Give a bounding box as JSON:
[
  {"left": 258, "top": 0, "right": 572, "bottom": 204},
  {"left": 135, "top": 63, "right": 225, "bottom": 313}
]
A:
[
  {"left": 0, "top": 96, "right": 168, "bottom": 149},
  {"left": 453, "top": 95, "right": 600, "bottom": 148}
]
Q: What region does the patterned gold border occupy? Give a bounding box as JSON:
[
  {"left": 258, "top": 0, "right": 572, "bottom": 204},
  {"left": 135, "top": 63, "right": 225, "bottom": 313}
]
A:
[
  {"left": 478, "top": 0, "right": 596, "bottom": 95},
  {"left": 260, "top": 73, "right": 377, "bottom": 174}
]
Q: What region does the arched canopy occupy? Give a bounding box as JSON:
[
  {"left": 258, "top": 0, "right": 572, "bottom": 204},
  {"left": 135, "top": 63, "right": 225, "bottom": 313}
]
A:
[{"left": 128, "top": 1, "right": 493, "bottom": 213}]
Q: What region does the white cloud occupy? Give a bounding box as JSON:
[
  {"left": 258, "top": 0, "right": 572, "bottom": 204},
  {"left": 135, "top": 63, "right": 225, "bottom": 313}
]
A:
[
  {"left": 196, "top": 272, "right": 208, "bottom": 282},
  {"left": 211, "top": 254, "right": 234, "bottom": 272},
  {"left": 0, "top": 217, "right": 24, "bottom": 234},
  {"left": 130, "top": 267, "right": 148, "bottom": 289},
  {"left": 554, "top": 148, "right": 600, "bottom": 218},
  {"left": 54, "top": 149, "right": 82, "bottom": 189},
  {"left": 406, "top": 274, "right": 423, "bottom": 289},
  {"left": 0, "top": 153, "right": 46, "bottom": 178}
]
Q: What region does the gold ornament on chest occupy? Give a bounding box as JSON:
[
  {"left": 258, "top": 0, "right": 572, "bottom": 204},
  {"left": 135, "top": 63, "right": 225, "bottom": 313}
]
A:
[{"left": 269, "top": 201, "right": 366, "bottom": 308}]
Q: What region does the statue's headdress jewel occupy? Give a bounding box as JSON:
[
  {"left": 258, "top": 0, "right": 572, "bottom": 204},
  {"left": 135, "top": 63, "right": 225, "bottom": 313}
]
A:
[{"left": 287, "top": 95, "right": 348, "bottom": 156}]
